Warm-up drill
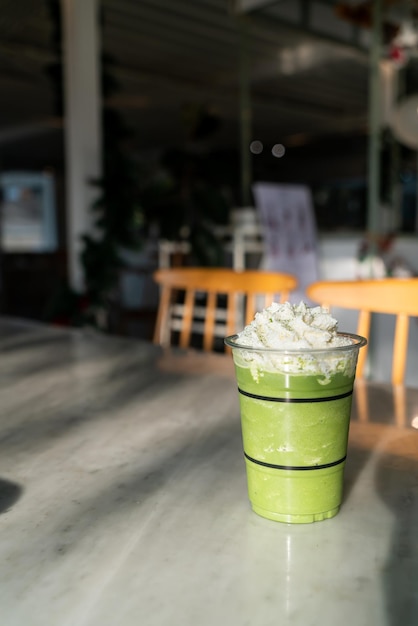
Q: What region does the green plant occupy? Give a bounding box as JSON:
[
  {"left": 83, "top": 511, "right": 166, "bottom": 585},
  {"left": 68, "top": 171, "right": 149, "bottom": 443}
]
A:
[{"left": 140, "top": 146, "right": 236, "bottom": 266}]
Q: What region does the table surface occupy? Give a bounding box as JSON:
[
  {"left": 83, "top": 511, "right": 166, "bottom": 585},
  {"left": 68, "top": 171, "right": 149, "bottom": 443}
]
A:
[{"left": 0, "top": 318, "right": 417, "bottom": 626}]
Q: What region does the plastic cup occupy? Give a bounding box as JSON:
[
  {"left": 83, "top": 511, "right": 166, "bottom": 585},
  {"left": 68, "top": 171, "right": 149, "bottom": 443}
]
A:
[{"left": 225, "top": 332, "right": 367, "bottom": 524}]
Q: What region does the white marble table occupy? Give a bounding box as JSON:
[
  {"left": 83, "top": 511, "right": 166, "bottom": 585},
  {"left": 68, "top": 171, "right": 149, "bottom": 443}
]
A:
[{"left": 0, "top": 318, "right": 417, "bottom": 626}]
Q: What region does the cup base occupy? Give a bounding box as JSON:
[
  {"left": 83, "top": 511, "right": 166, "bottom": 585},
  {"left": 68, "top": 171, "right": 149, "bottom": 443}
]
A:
[{"left": 251, "top": 503, "right": 340, "bottom": 524}]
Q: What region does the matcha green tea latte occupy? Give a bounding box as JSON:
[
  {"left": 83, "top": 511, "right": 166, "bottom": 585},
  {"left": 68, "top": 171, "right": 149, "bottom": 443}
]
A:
[{"left": 225, "top": 302, "right": 367, "bottom": 524}]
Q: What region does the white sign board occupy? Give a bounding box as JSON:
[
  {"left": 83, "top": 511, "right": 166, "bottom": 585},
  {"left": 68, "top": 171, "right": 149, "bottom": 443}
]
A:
[{"left": 253, "top": 182, "right": 319, "bottom": 303}]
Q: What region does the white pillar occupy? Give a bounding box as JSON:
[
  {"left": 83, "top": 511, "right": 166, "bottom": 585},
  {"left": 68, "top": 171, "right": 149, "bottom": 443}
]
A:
[{"left": 61, "top": 0, "right": 102, "bottom": 292}]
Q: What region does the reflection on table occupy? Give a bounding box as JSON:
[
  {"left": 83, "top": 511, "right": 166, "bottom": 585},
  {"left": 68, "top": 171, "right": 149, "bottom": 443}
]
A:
[{"left": 0, "top": 318, "right": 417, "bottom": 626}]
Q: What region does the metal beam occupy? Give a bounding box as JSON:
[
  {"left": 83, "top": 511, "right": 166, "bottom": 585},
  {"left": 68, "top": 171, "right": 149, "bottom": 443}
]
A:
[
  {"left": 367, "top": 0, "right": 383, "bottom": 240},
  {"left": 233, "top": 0, "right": 281, "bottom": 12},
  {"left": 233, "top": 0, "right": 369, "bottom": 61},
  {"left": 238, "top": 18, "right": 252, "bottom": 206}
]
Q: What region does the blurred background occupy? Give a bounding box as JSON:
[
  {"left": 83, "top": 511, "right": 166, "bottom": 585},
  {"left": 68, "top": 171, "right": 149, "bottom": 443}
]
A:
[{"left": 1, "top": 0, "right": 418, "bottom": 340}]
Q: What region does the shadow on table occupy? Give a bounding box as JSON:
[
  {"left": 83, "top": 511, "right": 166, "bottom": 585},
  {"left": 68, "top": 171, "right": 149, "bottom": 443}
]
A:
[
  {"left": 35, "top": 413, "right": 243, "bottom": 559},
  {"left": 375, "top": 436, "right": 418, "bottom": 626},
  {"left": 346, "top": 382, "right": 418, "bottom": 624},
  {"left": 342, "top": 446, "right": 373, "bottom": 504},
  {"left": 0, "top": 351, "right": 172, "bottom": 455},
  {"left": 0, "top": 478, "right": 23, "bottom": 513},
  {"left": 0, "top": 325, "right": 159, "bottom": 379},
  {"left": 343, "top": 380, "right": 409, "bottom": 504}
]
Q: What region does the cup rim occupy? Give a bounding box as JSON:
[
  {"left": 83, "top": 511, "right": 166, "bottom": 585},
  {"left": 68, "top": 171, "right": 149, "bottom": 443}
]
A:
[{"left": 224, "top": 331, "right": 367, "bottom": 354}]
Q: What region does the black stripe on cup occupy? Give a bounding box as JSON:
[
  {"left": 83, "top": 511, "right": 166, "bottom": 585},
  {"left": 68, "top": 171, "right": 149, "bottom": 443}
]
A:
[
  {"left": 238, "top": 388, "right": 353, "bottom": 403},
  {"left": 244, "top": 452, "right": 347, "bottom": 471}
]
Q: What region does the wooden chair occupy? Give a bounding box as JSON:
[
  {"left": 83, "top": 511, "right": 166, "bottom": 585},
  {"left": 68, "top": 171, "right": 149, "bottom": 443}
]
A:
[
  {"left": 153, "top": 267, "right": 297, "bottom": 351},
  {"left": 306, "top": 278, "right": 418, "bottom": 385}
]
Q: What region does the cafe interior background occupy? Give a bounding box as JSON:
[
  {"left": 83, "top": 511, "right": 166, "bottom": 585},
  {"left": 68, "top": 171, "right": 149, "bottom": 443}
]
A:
[{"left": 1, "top": 0, "right": 418, "bottom": 384}]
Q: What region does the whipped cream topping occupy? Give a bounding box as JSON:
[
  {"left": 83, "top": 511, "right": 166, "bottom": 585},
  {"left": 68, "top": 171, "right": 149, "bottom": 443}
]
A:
[
  {"left": 236, "top": 301, "right": 351, "bottom": 350},
  {"left": 231, "top": 302, "right": 357, "bottom": 382}
]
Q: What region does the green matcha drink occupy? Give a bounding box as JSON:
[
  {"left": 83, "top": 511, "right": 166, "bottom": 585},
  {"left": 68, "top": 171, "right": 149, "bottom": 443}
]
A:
[{"left": 225, "top": 302, "right": 367, "bottom": 524}]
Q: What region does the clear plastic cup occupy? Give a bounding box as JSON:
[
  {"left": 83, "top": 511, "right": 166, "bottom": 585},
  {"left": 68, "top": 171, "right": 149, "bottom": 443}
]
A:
[{"left": 225, "top": 332, "right": 367, "bottom": 523}]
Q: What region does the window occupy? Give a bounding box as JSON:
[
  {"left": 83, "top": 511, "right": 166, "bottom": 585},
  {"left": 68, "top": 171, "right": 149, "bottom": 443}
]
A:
[{"left": 0, "top": 171, "right": 58, "bottom": 252}]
